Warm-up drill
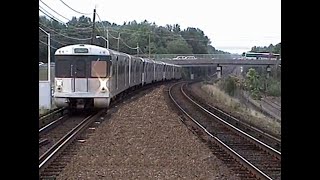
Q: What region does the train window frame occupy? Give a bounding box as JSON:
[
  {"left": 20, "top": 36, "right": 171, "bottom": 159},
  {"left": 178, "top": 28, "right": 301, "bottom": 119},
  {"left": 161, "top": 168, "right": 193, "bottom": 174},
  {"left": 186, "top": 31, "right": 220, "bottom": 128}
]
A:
[{"left": 55, "top": 55, "right": 111, "bottom": 78}]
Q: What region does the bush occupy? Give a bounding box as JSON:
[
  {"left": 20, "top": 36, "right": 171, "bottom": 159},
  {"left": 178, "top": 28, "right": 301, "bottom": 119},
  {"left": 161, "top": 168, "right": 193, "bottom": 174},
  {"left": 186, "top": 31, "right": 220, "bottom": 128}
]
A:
[
  {"left": 218, "top": 76, "right": 237, "bottom": 97},
  {"left": 266, "top": 79, "right": 281, "bottom": 96}
]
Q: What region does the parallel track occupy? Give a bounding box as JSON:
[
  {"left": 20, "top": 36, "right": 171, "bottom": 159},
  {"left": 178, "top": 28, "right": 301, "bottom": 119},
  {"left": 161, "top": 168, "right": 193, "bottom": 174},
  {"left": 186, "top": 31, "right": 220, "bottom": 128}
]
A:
[
  {"left": 39, "top": 110, "right": 105, "bottom": 178},
  {"left": 169, "top": 82, "right": 281, "bottom": 180},
  {"left": 39, "top": 81, "right": 177, "bottom": 179},
  {"left": 186, "top": 82, "right": 281, "bottom": 151}
]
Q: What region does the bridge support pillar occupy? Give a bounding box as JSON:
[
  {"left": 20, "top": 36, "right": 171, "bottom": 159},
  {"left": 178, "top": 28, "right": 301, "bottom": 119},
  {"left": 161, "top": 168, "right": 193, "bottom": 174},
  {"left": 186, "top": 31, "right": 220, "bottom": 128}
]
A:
[
  {"left": 266, "top": 65, "right": 271, "bottom": 79},
  {"left": 217, "top": 65, "right": 222, "bottom": 79},
  {"left": 205, "top": 66, "right": 208, "bottom": 77},
  {"left": 190, "top": 67, "right": 194, "bottom": 80}
]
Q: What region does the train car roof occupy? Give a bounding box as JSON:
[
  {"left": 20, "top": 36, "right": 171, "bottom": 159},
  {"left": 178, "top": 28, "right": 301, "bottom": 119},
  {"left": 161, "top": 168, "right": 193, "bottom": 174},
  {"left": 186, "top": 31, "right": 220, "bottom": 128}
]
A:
[
  {"left": 154, "top": 60, "right": 165, "bottom": 65},
  {"left": 163, "top": 62, "right": 175, "bottom": 66},
  {"left": 172, "top": 64, "right": 182, "bottom": 67},
  {"left": 108, "top": 49, "right": 127, "bottom": 56},
  {"left": 141, "top": 58, "right": 154, "bottom": 63},
  {"left": 131, "top": 56, "right": 144, "bottom": 61},
  {"left": 55, "top": 44, "right": 111, "bottom": 56}
]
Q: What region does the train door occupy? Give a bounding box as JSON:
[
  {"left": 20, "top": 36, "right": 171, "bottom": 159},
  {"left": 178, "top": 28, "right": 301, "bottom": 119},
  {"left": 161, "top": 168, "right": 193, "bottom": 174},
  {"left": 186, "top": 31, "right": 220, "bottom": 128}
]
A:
[{"left": 72, "top": 59, "right": 87, "bottom": 92}]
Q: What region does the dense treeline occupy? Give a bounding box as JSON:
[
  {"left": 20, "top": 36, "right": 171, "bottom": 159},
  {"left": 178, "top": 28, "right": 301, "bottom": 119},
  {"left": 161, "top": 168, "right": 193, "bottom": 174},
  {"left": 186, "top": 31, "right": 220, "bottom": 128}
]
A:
[
  {"left": 250, "top": 43, "right": 281, "bottom": 55},
  {"left": 39, "top": 15, "right": 229, "bottom": 62}
]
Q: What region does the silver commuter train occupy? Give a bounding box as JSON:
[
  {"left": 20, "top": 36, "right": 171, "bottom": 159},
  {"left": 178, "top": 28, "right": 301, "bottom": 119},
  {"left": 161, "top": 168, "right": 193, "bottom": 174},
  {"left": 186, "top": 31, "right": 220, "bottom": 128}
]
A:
[{"left": 53, "top": 44, "right": 182, "bottom": 109}]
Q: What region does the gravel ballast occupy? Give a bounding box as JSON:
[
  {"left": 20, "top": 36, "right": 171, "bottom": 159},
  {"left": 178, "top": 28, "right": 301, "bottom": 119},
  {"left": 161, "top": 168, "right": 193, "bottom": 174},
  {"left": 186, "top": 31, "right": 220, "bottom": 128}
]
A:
[{"left": 57, "top": 85, "right": 240, "bottom": 179}]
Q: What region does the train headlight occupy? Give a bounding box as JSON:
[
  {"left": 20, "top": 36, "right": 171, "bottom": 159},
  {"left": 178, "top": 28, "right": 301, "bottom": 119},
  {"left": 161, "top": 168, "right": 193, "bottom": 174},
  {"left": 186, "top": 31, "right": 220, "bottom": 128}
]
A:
[
  {"left": 56, "top": 79, "right": 63, "bottom": 86},
  {"left": 56, "top": 79, "right": 63, "bottom": 92},
  {"left": 99, "top": 78, "right": 108, "bottom": 93}
]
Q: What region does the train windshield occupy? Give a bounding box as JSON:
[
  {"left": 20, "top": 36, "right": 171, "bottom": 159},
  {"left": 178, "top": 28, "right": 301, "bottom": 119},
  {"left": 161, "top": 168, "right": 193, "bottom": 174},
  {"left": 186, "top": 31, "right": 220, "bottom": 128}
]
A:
[
  {"left": 55, "top": 55, "right": 111, "bottom": 78},
  {"left": 91, "top": 60, "right": 107, "bottom": 77}
]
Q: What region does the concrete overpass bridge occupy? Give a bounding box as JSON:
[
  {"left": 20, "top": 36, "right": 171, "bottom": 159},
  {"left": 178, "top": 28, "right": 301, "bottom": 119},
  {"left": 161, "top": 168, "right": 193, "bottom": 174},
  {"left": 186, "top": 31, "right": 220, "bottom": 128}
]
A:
[
  {"left": 159, "top": 59, "right": 280, "bottom": 79},
  {"left": 137, "top": 54, "right": 281, "bottom": 67},
  {"left": 157, "top": 58, "right": 281, "bottom": 67},
  {"left": 136, "top": 54, "right": 281, "bottom": 79}
]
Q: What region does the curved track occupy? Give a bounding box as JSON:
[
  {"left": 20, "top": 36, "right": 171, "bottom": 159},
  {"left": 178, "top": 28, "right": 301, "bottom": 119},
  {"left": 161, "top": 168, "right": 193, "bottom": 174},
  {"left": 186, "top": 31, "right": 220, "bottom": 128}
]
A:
[
  {"left": 169, "top": 82, "right": 281, "bottom": 180},
  {"left": 186, "top": 82, "right": 281, "bottom": 151}
]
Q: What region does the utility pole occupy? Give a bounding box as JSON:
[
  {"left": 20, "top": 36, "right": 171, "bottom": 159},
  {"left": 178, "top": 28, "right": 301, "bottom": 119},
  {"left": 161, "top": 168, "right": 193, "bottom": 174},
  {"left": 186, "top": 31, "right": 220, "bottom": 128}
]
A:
[
  {"left": 117, "top": 32, "right": 121, "bottom": 51},
  {"left": 39, "top": 27, "right": 51, "bottom": 109},
  {"left": 91, "top": 8, "right": 96, "bottom": 44},
  {"left": 48, "top": 33, "right": 50, "bottom": 84},
  {"left": 106, "top": 28, "right": 109, "bottom": 48},
  {"left": 137, "top": 42, "right": 139, "bottom": 55},
  {"left": 148, "top": 33, "right": 151, "bottom": 58}
]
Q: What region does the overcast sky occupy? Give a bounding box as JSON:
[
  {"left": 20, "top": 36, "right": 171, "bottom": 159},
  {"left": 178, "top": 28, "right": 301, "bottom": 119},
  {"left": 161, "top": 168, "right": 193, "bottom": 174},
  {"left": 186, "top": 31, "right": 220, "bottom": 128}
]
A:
[{"left": 39, "top": 0, "right": 281, "bottom": 54}]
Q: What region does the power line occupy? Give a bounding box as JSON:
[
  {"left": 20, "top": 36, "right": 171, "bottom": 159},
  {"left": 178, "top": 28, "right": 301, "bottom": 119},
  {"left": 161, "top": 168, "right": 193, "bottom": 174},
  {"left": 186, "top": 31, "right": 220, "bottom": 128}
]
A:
[
  {"left": 58, "top": 0, "right": 92, "bottom": 15},
  {"left": 49, "top": 38, "right": 69, "bottom": 46},
  {"left": 92, "top": 13, "right": 211, "bottom": 43},
  {"left": 120, "top": 38, "right": 138, "bottom": 50},
  {"left": 138, "top": 47, "right": 145, "bottom": 54},
  {"left": 96, "top": 13, "right": 106, "bottom": 29},
  {"left": 40, "top": 6, "right": 211, "bottom": 44},
  {"left": 106, "top": 30, "right": 119, "bottom": 40},
  {"left": 40, "top": 8, "right": 211, "bottom": 48},
  {"left": 39, "top": 40, "right": 58, "bottom": 49},
  {"left": 39, "top": 7, "right": 66, "bottom": 25},
  {"left": 39, "top": 0, "right": 70, "bottom": 21},
  {"left": 95, "top": 24, "right": 210, "bottom": 42},
  {"left": 39, "top": 8, "right": 93, "bottom": 30},
  {"left": 40, "top": 23, "right": 92, "bottom": 41},
  {"left": 39, "top": 34, "right": 68, "bottom": 46}
]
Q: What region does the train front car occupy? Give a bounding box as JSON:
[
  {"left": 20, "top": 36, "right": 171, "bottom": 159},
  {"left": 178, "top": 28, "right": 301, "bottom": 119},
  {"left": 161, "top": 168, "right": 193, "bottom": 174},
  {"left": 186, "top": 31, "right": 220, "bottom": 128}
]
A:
[{"left": 53, "top": 44, "right": 112, "bottom": 109}]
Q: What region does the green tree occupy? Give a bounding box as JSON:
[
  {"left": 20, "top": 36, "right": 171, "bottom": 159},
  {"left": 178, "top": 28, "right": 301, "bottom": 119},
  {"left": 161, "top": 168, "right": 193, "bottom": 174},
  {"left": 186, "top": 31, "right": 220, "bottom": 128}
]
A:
[
  {"left": 224, "top": 76, "right": 237, "bottom": 96},
  {"left": 166, "top": 39, "right": 193, "bottom": 54},
  {"left": 173, "top": 24, "right": 181, "bottom": 33},
  {"left": 273, "top": 43, "right": 281, "bottom": 55},
  {"left": 250, "top": 42, "right": 281, "bottom": 55},
  {"left": 39, "top": 15, "right": 231, "bottom": 60},
  {"left": 181, "top": 27, "right": 210, "bottom": 54},
  {"left": 245, "top": 68, "right": 262, "bottom": 99}
]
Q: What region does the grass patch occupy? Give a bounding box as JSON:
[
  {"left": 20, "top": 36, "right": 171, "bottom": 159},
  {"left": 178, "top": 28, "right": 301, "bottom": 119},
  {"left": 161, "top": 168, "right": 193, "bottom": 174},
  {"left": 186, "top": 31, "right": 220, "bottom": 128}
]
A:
[
  {"left": 201, "top": 83, "right": 281, "bottom": 137},
  {"left": 39, "top": 106, "right": 50, "bottom": 116}
]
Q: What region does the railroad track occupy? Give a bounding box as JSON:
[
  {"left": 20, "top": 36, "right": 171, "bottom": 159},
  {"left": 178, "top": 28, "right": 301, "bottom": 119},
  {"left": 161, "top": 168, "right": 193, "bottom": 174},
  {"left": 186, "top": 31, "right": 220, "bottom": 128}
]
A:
[
  {"left": 186, "top": 82, "right": 281, "bottom": 151},
  {"left": 39, "top": 110, "right": 105, "bottom": 179},
  {"left": 39, "top": 107, "right": 68, "bottom": 129},
  {"left": 39, "top": 111, "right": 90, "bottom": 157},
  {"left": 261, "top": 98, "right": 281, "bottom": 112},
  {"left": 169, "top": 82, "right": 281, "bottom": 180},
  {"left": 259, "top": 97, "right": 281, "bottom": 121},
  {"left": 39, "top": 81, "right": 177, "bottom": 179}
]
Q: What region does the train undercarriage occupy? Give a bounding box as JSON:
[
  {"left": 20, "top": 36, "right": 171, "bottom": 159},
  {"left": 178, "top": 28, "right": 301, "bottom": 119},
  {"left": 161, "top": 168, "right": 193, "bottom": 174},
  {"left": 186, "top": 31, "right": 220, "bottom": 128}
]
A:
[{"left": 54, "top": 97, "right": 110, "bottom": 109}]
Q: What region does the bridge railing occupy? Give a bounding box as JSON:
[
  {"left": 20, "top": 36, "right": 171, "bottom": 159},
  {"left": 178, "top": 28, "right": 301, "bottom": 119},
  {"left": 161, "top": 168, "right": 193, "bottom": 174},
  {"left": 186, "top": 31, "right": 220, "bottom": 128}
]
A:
[{"left": 135, "top": 54, "right": 243, "bottom": 60}]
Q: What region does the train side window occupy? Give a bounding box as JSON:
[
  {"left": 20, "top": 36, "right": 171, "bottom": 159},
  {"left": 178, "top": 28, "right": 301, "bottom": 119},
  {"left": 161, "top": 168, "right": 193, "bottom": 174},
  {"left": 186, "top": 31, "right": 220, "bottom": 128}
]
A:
[
  {"left": 91, "top": 61, "right": 107, "bottom": 78},
  {"left": 127, "top": 60, "right": 129, "bottom": 74},
  {"left": 136, "top": 61, "right": 139, "bottom": 73},
  {"left": 120, "top": 60, "right": 123, "bottom": 74}
]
